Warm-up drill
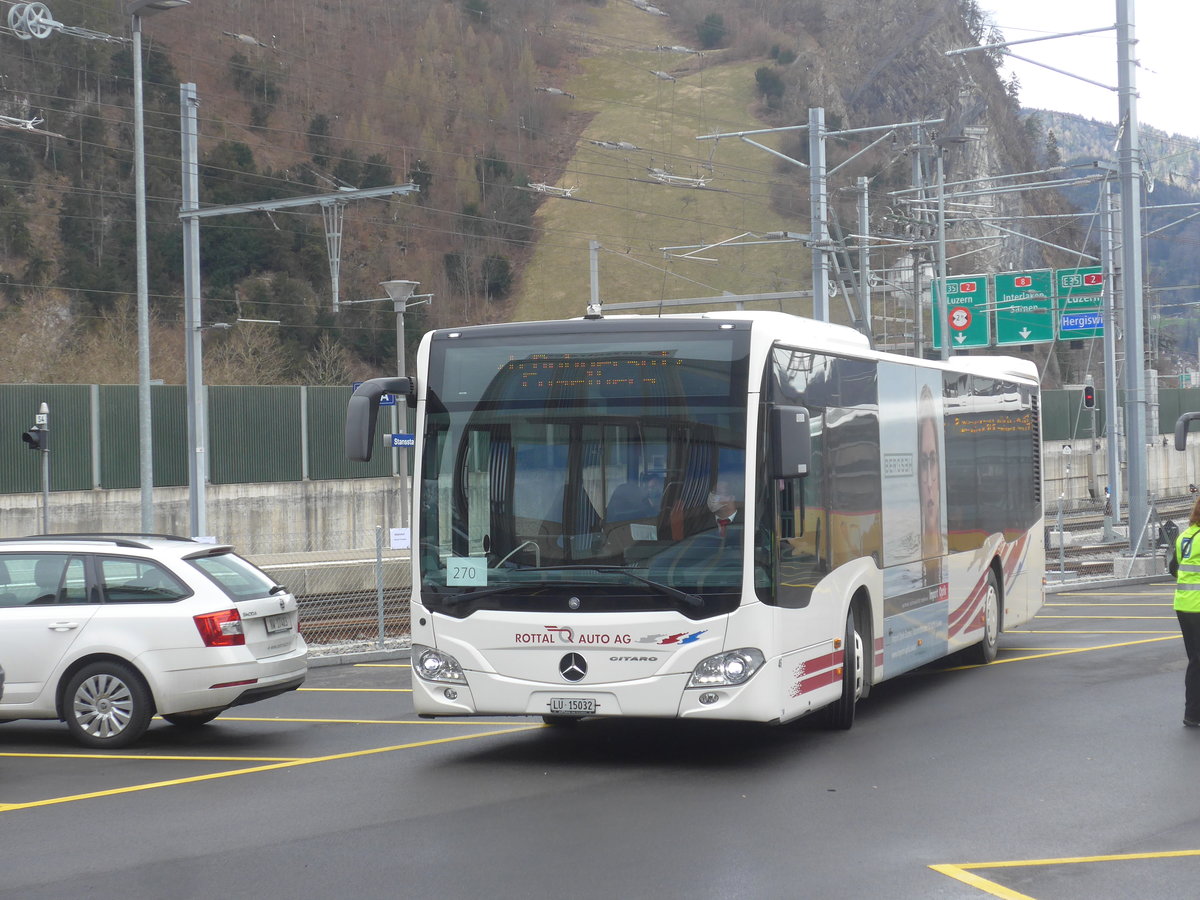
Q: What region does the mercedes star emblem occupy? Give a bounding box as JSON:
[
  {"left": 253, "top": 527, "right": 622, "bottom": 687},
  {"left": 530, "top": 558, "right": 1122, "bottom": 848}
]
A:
[{"left": 559, "top": 653, "right": 587, "bottom": 682}]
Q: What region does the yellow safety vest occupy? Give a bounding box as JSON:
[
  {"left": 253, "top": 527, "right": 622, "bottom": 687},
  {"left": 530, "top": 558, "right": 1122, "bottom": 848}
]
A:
[{"left": 1175, "top": 524, "right": 1200, "bottom": 612}]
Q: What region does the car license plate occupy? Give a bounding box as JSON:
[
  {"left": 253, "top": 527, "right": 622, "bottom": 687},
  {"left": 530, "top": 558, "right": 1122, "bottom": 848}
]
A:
[
  {"left": 549, "top": 697, "right": 595, "bottom": 715},
  {"left": 264, "top": 612, "right": 292, "bottom": 634}
]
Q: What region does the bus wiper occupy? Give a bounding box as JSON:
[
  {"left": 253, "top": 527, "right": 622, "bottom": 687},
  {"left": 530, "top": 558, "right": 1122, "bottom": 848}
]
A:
[
  {"left": 435, "top": 583, "right": 533, "bottom": 607},
  {"left": 529, "top": 565, "right": 704, "bottom": 609}
]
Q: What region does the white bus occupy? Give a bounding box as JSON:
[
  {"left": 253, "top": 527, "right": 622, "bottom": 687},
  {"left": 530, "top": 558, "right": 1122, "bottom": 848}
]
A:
[{"left": 346, "top": 311, "right": 1044, "bottom": 728}]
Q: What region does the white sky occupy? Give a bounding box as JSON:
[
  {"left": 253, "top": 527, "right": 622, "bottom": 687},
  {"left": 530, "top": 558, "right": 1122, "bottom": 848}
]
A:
[{"left": 984, "top": 1, "right": 1200, "bottom": 140}]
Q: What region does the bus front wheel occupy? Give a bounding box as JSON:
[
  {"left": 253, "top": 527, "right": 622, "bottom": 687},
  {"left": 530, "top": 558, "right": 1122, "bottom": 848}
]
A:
[{"left": 826, "top": 607, "right": 863, "bottom": 730}]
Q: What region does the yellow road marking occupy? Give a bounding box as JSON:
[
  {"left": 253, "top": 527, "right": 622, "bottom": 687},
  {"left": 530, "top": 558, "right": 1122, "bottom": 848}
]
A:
[
  {"left": 1018, "top": 630, "right": 1178, "bottom": 634},
  {"left": 0, "top": 725, "right": 540, "bottom": 813},
  {"left": 932, "top": 849, "right": 1200, "bottom": 899},
  {"left": 929, "top": 864, "right": 1034, "bottom": 900},
  {"left": 1002, "top": 647, "right": 1083, "bottom": 651},
  {"left": 1044, "top": 602, "right": 1171, "bottom": 606},
  {"left": 1064, "top": 591, "right": 1174, "bottom": 596},
  {"left": 298, "top": 687, "right": 411, "bottom": 693},
  {"left": 1032, "top": 619, "right": 1171, "bottom": 624},
  {"left": 354, "top": 663, "right": 411, "bottom": 668},
  {"left": 949, "top": 635, "right": 1178, "bottom": 670}
]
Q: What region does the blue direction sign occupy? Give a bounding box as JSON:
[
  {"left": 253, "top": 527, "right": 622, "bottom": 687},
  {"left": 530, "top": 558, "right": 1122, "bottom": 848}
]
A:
[
  {"left": 387, "top": 433, "right": 415, "bottom": 447},
  {"left": 994, "top": 269, "right": 1054, "bottom": 345},
  {"left": 1055, "top": 266, "right": 1105, "bottom": 340},
  {"left": 931, "top": 275, "right": 990, "bottom": 350}
]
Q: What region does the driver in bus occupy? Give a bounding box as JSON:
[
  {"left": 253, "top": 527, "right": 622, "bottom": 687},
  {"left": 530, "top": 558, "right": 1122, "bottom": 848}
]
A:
[{"left": 706, "top": 480, "right": 741, "bottom": 541}]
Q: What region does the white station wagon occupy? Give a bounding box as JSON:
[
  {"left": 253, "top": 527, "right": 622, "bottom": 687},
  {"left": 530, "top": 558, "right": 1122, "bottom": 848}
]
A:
[{"left": 0, "top": 534, "right": 307, "bottom": 748}]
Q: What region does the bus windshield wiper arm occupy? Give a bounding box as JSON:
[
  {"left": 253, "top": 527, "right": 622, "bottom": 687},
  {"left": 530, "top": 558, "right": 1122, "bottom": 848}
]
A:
[
  {"left": 430, "top": 566, "right": 703, "bottom": 610},
  {"left": 436, "top": 583, "right": 531, "bottom": 607},
  {"left": 530, "top": 565, "right": 704, "bottom": 609}
]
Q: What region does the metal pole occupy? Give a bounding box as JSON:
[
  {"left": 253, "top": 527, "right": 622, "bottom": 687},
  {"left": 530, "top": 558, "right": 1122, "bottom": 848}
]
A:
[
  {"left": 808, "top": 107, "right": 829, "bottom": 322},
  {"left": 181, "top": 82, "right": 207, "bottom": 538},
  {"left": 588, "top": 239, "right": 601, "bottom": 315},
  {"left": 935, "top": 150, "right": 950, "bottom": 361},
  {"left": 131, "top": 13, "right": 154, "bottom": 531},
  {"left": 1117, "top": 0, "right": 1148, "bottom": 553},
  {"left": 396, "top": 303, "right": 410, "bottom": 539},
  {"left": 375, "top": 525, "right": 385, "bottom": 648},
  {"left": 39, "top": 401, "right": 49, "bottom": 534},
  {"left": 1102, "top": 181, "right": 1122, "bottom": 524},
  {"left": 857, "top": 176, "right": 871, "bottom": 335},
  {"left": 1057, "top": 493, "right": 1065, "bottom": 579},
  {"left": 911, "top": 124, "right": 926, "bottom": 357}
]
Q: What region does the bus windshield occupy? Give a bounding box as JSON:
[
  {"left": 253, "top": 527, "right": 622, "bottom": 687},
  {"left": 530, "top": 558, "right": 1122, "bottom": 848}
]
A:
[{"left": 418, "top": 322, "right": 753, "bottom": 619}]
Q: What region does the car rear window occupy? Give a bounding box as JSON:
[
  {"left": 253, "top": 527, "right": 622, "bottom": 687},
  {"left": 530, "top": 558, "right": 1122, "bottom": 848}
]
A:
[
  {"left": 99, "top": 557, "right": 191, "bottom": 603},
  {"left": 188, "top": 552, "right": 276, "bottom": 602}
]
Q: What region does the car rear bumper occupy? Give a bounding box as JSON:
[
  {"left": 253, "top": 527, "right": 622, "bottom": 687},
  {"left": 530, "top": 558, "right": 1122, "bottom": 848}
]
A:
[{"left": 141, "top": 645, "right": 308, "bottom": 716}]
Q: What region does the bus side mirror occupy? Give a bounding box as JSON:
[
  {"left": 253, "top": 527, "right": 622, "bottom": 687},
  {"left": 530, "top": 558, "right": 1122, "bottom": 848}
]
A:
[
  {"left": 1175, "top": 411, "right": 1200, "bottom": 451},
  {"left": 770, "top": 405, "right": 810, "bottom": 478},
  {"left": 346, "top": 376, "right": 415, "bottom": 462}
]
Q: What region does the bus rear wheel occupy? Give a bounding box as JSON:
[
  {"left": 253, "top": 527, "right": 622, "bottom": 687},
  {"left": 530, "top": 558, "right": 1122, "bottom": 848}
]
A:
[
  {"left": 963, "top": 570, "right": 1001, "bottom": 665},
  {"left": 826, "top": 607, "right": 863, "bottom": 730}
]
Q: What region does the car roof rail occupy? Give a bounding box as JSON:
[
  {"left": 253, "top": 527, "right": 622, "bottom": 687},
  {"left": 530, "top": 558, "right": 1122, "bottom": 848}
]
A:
[{"left": 0, "top": 533, "right": 194, "bottom": 549}]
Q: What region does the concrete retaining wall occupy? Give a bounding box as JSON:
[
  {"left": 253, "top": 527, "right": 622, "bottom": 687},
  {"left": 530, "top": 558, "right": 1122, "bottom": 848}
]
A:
[{"left": 4, "top": 434, "right": 1200, "bottom": 553}]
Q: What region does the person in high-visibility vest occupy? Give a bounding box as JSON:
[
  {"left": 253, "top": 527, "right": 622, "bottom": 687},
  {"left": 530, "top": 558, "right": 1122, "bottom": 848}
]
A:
[{"left": 1172, "top": 495, "right": 1200, "bottom": 727}]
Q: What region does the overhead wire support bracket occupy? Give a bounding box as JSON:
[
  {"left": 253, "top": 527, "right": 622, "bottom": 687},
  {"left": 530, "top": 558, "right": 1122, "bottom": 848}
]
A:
[{"left": 177, "top": 183, "right": 419, "bottom": 310}]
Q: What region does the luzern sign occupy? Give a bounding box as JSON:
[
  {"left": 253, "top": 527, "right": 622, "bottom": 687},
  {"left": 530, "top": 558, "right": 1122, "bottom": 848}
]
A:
[
  {"left": 931, "top": 275, "right": 990, "bottom": 350},
  {"left": 1056, "top": 266, "right": 1105, "bottom": 340}
]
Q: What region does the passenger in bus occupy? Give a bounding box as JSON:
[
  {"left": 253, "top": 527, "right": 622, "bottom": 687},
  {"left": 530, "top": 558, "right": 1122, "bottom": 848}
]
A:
[{"left": 607, "top": 474, "right": 663, "bottom": 523}]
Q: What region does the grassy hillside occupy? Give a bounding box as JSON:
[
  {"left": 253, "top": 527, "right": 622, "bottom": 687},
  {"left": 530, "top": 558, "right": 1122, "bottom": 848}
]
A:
[{"left": 514, "top": 3, "right": 817, "bottom": 323}]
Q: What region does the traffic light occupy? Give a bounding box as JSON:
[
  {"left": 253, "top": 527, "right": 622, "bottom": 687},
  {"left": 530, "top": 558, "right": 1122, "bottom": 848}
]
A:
[
  {"left": 21, "top": 425, "right": 46, "bottom": 451},
  {"left": 1082, "top": 385, "right": 1096, "bottom": 409}
]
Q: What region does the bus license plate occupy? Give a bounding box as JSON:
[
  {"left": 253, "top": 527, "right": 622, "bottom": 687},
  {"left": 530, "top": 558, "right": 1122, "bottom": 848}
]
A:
[
  {"left": 264, "top": 613, "right": 292, "bottom": 634},
  {"left": 549, "top": 697, "right": 595, "bottom": 715}
]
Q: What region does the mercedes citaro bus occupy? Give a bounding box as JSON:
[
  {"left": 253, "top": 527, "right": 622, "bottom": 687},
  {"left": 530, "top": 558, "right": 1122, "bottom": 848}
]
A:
[{"left": 346, "top": 311, "right": 1043, "bottom": 728}]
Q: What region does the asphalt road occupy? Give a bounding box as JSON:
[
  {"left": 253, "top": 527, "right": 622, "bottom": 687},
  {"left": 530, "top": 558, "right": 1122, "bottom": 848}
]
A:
[{"left": 2, "top": 579, "right": 1198, "bottom": 900}]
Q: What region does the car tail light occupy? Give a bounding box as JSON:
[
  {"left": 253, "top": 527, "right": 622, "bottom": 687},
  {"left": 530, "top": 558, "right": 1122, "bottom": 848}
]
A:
[{"left": 194, "top": 609, "right": 245, "bottom": 647}]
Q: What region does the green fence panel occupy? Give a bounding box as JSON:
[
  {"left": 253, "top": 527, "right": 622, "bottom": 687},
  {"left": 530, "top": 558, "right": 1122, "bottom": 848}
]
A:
[
  {"left": 98, "top": 385, "right": 136, "bottom": 489},
  {"left": 97, "top": 385, "right": 187, "bottom": 489},
  {"left": 208, "top": 385, "right": 303, "bottom": 484},
  {"left": 0, "top": 384, "right": 92, "bottom": 493},
  {"left": 1161, "top": 388, "right": 1200, "bottom": 435},
  {"left": 306, "top": 385, "right": 395, "bottom": 480}
]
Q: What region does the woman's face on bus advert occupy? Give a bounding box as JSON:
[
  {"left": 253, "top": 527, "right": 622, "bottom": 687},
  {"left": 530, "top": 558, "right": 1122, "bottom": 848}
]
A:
[{"left": 918, "top": 411, "right": 941, "bottom": 555}]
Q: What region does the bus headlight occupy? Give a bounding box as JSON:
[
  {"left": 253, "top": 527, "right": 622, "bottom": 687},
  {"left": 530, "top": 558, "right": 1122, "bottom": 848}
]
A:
[
  {"left": 687, "top": 648, "right": 765, "bottom": 688},
  {"left": 414, "top": 645, "right": 466, "bottom": 684}
]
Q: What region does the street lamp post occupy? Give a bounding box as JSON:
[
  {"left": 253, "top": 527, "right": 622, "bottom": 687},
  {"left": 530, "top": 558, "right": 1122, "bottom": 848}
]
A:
[{"left": 127, "top": 0, "right": 189, "bottom": 532}]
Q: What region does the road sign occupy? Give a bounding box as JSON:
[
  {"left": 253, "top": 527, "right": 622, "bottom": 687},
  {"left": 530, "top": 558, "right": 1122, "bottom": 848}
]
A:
[
  {"left": 1055, "top": 266, "right": 1105, "bottom": 339},
  {"left": 994, "top": 269, "right": 1054, "bottom": 345},
  {"left": 931, "top": 275, "right": 989, "bottom": 350},
  {"left": 387, "top": 433, "right": 415, "bottom": 447}
]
